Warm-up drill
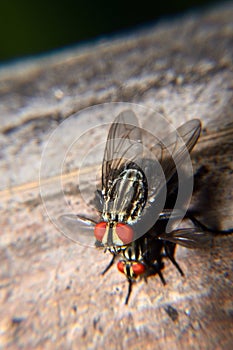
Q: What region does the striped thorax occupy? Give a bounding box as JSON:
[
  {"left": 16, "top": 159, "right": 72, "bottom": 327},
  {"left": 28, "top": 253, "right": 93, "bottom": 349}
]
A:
[{"left": 94, "top": 165, "right": 148, "bottom": 246}]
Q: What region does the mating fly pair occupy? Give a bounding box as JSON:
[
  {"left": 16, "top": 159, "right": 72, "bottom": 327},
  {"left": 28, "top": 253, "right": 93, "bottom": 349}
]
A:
[{"left": 59, "top": 110, "right": 212, "bottom": 304}]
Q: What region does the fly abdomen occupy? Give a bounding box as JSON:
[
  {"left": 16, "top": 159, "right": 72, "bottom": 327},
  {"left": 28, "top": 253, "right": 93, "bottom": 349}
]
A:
[{"left": 102, "top": 165, "right": 148, "bottom": 224}]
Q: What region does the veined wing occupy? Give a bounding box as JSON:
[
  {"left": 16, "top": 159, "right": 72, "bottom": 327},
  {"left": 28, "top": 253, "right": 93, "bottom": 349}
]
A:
[
  {"left": 158, "top": 228, "right": 212, "bottom": 249},
  {"left": 144, "top": 119, "right": 201, "bottom": 202},
  {"left": 159, "top": 119, "right": 201, "bottom": 180},
  {"left": 57, "top": 214, "right": 97, "bottom": 247},
  {"left": 102, "top": 110, "right": 200, "bottom": 201},
  {"left": 129, "top": 119, "right": 201, "bottom": 238},
  {"left": 102, "top": 110, "right": 143, "bottom": 194}
]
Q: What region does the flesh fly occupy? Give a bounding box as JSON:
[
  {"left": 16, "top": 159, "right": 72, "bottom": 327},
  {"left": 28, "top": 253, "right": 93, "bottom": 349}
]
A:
[{"left": 59, "top": 110, "right": 213, "bottom": 304}]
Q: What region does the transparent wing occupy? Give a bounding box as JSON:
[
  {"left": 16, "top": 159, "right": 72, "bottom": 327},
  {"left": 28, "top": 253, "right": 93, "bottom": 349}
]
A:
[
  {"left": 102, "top": 111, "right": 200, "bottom": 201},
  {"left": 158, "top": 228, "right": 212, "bottom": 249},
  {"left": 158, "top": 209, "right": 187, "bottom": 220},
  {"left": 160, "top": 119, "right": 201, "bottom": 179},
  {"left": 102, "top": 110, "right": 143, "bottom": 192},
  {"left": 145, "top": 119, "right": 201, "bottom": 201},
  {"left": 57, "top": 214, "right": 97, "bottom": 247},
  {"left": 100, "top": 114, "right": 201, "bottom": 238}
]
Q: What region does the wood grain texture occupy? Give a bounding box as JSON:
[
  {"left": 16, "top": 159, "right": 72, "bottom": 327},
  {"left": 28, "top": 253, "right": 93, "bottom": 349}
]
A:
[{"left": 0, "top": 3, "right": 233, "bottom": 350}]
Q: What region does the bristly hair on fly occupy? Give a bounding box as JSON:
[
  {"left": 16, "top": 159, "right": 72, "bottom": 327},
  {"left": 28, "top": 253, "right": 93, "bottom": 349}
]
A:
[{"left": 58, "top": 110, "right": 229, "bottom": 304}]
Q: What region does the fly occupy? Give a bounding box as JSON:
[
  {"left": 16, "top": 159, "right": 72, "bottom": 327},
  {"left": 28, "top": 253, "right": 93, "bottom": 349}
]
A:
[{"left": 58, "top": 110, "right": 218, "bottom": 304}]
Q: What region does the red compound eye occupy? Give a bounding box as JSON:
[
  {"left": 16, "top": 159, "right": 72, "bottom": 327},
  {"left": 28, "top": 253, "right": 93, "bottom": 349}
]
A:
[
  {"left": 94, "top": 222, "right": 107, "bottom": 242},
  {"left": 117, "top": 261, "right": 125, "bottom": 274},
  {"left": 115, "top": 223, "right": 134, "bottom": 244},
  {"left": 132, "top": 263, "right": 145, "bottom": 276}
]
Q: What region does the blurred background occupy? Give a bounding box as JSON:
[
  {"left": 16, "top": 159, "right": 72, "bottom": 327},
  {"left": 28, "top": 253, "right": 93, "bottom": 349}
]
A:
[{"left": 0, "top": 0, "right": 225, "bottom": 63}]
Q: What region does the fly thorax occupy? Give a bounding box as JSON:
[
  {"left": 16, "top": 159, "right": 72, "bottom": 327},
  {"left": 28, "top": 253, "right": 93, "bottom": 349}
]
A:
[{"left": 102, "top": 167, "right": 147, "bottom": 224}]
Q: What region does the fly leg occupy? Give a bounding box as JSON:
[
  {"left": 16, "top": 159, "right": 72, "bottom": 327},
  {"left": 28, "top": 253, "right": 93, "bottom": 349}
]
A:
[
  {"left": 101, "top": 254, "right": 116, "bottom": 275},
  {"left": 125, "top": 280, "right": 133, "bottom": 305},
  {"left": 185, "top": 212, "right": 214, "bottom": 232},
  {"left": 186, "top": 211, "right": 233, "bottom": 235},
  {"left": 156, "top": 265, "right": 166, "bottom": 285},
  {"left": 102, "top": 255, "right": 134, "bottom": 305},
  {"left": 163, "top": 241, "right": 184, "bottom": 276},
  {"left": 145, "top": 259, "right": 166, "bottom": 285}
]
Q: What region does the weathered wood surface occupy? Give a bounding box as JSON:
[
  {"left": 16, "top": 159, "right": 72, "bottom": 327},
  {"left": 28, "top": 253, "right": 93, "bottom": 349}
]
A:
[{"left": 0, "top": 3, "right": 233, "bottom": 350}]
